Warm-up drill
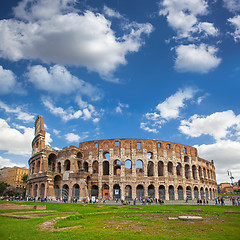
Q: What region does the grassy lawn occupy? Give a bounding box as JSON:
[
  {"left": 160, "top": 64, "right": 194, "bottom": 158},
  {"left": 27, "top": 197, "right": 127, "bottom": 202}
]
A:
[{"left": 0, "top": 201, "right": 239, "bottom": 240}]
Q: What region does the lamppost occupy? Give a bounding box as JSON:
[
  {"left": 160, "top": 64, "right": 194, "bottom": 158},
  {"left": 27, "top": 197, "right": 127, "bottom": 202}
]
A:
[{"left": 227, "top": 170, "right": 234, "bottom": 194}]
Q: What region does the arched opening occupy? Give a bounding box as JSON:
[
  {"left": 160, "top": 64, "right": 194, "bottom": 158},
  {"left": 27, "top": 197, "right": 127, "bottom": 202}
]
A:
[
  {"left": 54, "top": 175, "right": 62, "bottom": 199},
  {"left": 207, "top": 169, "right": 210, "bottom": 179},
  {"left": 184, "top": 156, "right": 189, "bottom": 163},
  {"left": 148, "top": 184, "right": 155, "bottom": 198},
  {"left": 194, "top": 186, "right": 199, "bottom": 200},
  {"left": 57, "top": 162, "right": 61, "bottom": 173},
  {"left": 186, "top": 186, "right": 192, "bottom": 200},
  {"left": 147, "top": 161, "right": 154, "bottom": 176},
  {"left": 125, "top": 185, "right": 132, "bottom": 200},
  {"left": 48, "top": 153, "right": 57, "bottom": 172},
  {"left": 36, "top": 161, "right": 40, "bottom": 173},
  {"left": 83, "top": 161, "right": 88, "bottom": 172},
  {"left": 77, "top": 161, "right": 82, "bottom": 170},
  {"left": 113, "top": 184, "right": 121, "bottom": 200},
  {"left": 33, "top": 184, "right": 38, "bottom": 197},
  {"left": 176, "top": 162, "right": 182, "bottom": 176},
  {"left": 102, "top": 184, "right": 109, "bottom": 200},
  {"left": 77, "top": 152, "right": 83, "bottom": 159},
  {"left": 147, "top": 152, "right": 153, "bottom": 159},
  {"left": 124, "top": 160, "right": 132, "bottom": 175},
  {"left": 200, "top": 187, "right": 204, "bottom": 200},
  {"left": 209, "top": 188, "right": 212, "bottom": 199},
  {"left": 40, "top": 183, "right": 45, "bottom": 198},
  {"left": 31, "top": 163, "right": 35, "bottom": 174},
  {"left": 213, "top": 189, "right": 215, "bottom": 199},
  {"left": 185, "top": 164, "right": 190, "bottom": 179},
  {"left": 114, "top": 160, "right": 121, "bottom": 176},
  {"left": 91, "top": 185, "right": 98, "bottom": 197},
  {"left": 177, "top": 186, "right": 184, "bottom": 200},
  {"left": 205, "top": 188, "right": 209, "bottom": 199},
  {"left": 192, "top": 165, "right": 197, "bottom": 179},
  {"left": 136, "top": 184, "right": 144, "bottom": 200},
  {"left": 103, "top": 161, "right": 109, "bottom": 175},
  {"left": 159, "top": 185, "right": 165, "bottom": 200},
  {"left": 64, "top": 160, "right": 70, "bottom": 171},
  {"left": 168, "top": 162, "right": 173, "bottom": 175},
  {"left": 86, "top": 176, "right": 91, "bottom": 190},
  {"left": 92, "top": 161, "right": 99, "bottom": 174},
  {"left": 72, "top": 184, "right": 80, "bottom": 199},
  {"left": 158, "top": 161, "right": 164, "bottom": 176},
  {"left": 136, "top": 160, "right": 144, "bottom": 175},
  {"left": 169, "top": 185, "right": 175, "bottom": 200},
  {"left": 104, "top": 152, "right": 110, "bottom": 159},
  {"left": 203, "top": 168, "right": 207, "bottom": 178},
  {"left": 62, "top": 184, "right": 69, "bottom": 200}
]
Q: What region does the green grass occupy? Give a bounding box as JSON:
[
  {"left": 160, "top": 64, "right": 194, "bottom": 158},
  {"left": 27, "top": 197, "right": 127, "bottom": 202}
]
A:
[{"left": 0, "top": 201, "right": 239, "bottom": 240}]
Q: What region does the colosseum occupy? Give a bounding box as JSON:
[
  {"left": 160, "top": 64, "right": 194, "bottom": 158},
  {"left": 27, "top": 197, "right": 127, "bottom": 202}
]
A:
[{"left": 27, "top": 115, "right": 218, "bottom": 201}]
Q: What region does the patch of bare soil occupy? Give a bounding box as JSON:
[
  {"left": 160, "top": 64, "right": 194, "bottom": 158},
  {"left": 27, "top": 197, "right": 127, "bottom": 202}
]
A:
[
  {"left": 189, "top": 208, "right": 205, "bottom": 212},
  {"left": 38, "top": 216, "right": 82, "bottom": 232},
  {"left": 0, "top": 204, "right": 46, "bottom": 210},
  {"left": 129, "top": 207, "right": 143, "bottom": 209},
  {"left": 224, "top": 209, "right": 240, "bottom": 214}
]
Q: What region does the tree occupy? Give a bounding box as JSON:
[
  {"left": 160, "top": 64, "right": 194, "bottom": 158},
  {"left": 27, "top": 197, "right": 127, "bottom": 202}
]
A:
[
  {"left": 22, "top": 174, "right": 28, "bottom": 183},
  {"left": 0, "top": 182, "right": 9, "bottom": 195}
]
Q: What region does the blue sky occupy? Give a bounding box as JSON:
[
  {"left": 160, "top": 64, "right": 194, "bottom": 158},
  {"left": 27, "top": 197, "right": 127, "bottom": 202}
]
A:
[{"left": 0, "top": 0, "right": 240, "bottom": 183}]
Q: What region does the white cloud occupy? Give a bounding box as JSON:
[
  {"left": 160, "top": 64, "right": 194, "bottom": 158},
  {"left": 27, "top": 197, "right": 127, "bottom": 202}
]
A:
[
  {"left": 223, "top": 0, "right": 240, "bottom": 13},
  {"left": 103, "top": 6, "right": 123, "bottom": 19},
  {"left": 53, "top": 129, "right": 60, "bottom": 135},
  {"left": 0, "top": 156, "right": 26, "bottom": 168},
  {"left": 179, "top": 110, "right": 240, "bottom": 140},
  {"left": 195, "top": 140, "right": 240, "bottom": 183},
  {"left": 0, "top": 101, "right": 35, "bottom": 122},
  {"left": 198, "top": 22, "right": 218, "bottom": 36},
  {"left": 0, "top": 118, "right": 34, "bottom": 155},
  {"left": 42, "top": 98, "right": 83, "bottom": 122},
  {"left": 175, "top": 44, "right": 221, "bottom": 73},
  {"left": 156, "top": 87, "right": 197, "bottom": 120},
  {"left": 65, "top": 133, "right": 81, "bottom": 143},
  {"left": 0, "top": 66, "right": 17, "bottom": 94},
  {"left": 27, "top": 65, "right": 102, "bottom": 100},
  {"left": 0, "top": 0, "right": 153, "bottom": 81},
  {"left": 141, "top": 87, "right": 197, "bottom": 133},
  {"left": 228, "top": 15, "right": 240, "bottom": 42},
  {"left": 115, "top": 102, "right": 129, "bottom": 114}
]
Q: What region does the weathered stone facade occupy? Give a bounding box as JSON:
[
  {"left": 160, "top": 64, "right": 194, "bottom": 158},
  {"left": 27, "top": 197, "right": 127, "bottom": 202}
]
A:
[{"left": 27, "top": 115, "right": 217, "bottom": 201}]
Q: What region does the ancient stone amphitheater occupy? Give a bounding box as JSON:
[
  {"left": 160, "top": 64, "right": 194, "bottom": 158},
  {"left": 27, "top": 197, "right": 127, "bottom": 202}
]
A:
[{"left": 27, "top": 116, "right": 217, "bottom": 201}]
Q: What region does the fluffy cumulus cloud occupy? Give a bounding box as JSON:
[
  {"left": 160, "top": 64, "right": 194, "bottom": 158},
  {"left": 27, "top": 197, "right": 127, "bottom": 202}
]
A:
[
  {"left": 174, "top": 44, "right": 221, "bottom": 73},
  {"left": 0, "top": 66, "right": 17, "bottom": 94},
  {"left": 228, "top": 15, "right": 240, "bottom": 42},
  {"left": 195, "top": 140, "right": 240, "bottom": 183},
  {"left": 0, "top": 0, "right": 153, "bottom": 81},
  {"left": 0, "top": 156, "right": 26, "bottom": 168},
  {"left": 223, "top": 0, "right": 240, "bottom": 13},
  {"left": 27, "top": 65, "right": 102, "bottom": 100},
  {"left": 65, "top": 133, "right": 81, "bottom": 143},
  {"left": 0, "top": 101, "right": 35, "bottom": 122},
  {"left": 103, "top": 6, "right": 123, "bottom": 19},
  {"left": 141, "top": 87, "right": 197, "bottom": 133},
  {"left": 159, "top": 0, "right": 218, "bottom": 39},
  {"left": 179, "top": 110, "right": 240, "bottom": 140},
  {"left": 115, "top": 102, "right": 129, "bottom": 114}
]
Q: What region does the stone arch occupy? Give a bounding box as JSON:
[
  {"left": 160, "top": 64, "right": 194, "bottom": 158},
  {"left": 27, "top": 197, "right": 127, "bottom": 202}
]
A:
[
  {"left": 159, "top": 185, "right": 165, "bottom": 200},
  {"left": 103, "top": 161, "right": 109, "bottom": 175},
  {"left": 185, "top": 164, "right": 190, "bottom": 179},
  {"left": 176, "top": 162, "right": 182, "bottom": 176},
  {"left": 33, "top": 184, "right": 38, "bottom": 197},
  {"left": 72, "top": 184, "right": 80, "bottom": 199},
  {"left": 198, "top": 166, "right": 203, "bottom": 179},
  {"left": 125, "top": 160, "right": 132, "bottom": 175},
  {"left": 147, "top": 151, "right": 153, "bottom": 159},
  {"left": 102, "top": 184, "right": 109, "bottom": 200},
  {"left": 203, "top": 168, "right": 207, "bottom": 178},
  {"left": 186, "top": 186, "right": 192, "bottom": 200},
  {"left": 136, "top": 160, "right": 144, "bottom": 174},
  {"left": 177, "top": 186, "right": 184, "bottom": 200},
  {"left": 114, "top": 160, "right": 121, "bottom": 175},
  {"left": 192, "top": 165, "right": 197, "bottom": 180},
  {"left": 169, "top": 185, "right": 175, "bottom": 200},
  {"left": 205, "top": 187, "right": 209, "bottom": 199},
  {"left": 200, "top": 187, "right": 204, "bottom": 200},
  {"left": 62, "top": 184, "right": 69, "bottom": 200},
  {"left": 83, "top": 161, "right": 88, "bottom": 172},
  {"left": 209, "top": 188, "right": 212, "bottom": 199},
  {"left": 91, "top": 185, "right": 98, "bottom": 197},
  {"left": 92, "top": 161, "right": 99, "bottom": 174},
  {"left": 136, "top": 184, "right": 144, "bottom": 200},
  {"left": 36, "top": 160, "right": 40, "bottom": 173},
  {"left": 103, "top": 151, "right": 110, "bottom": 159},
  {"left": 147, "top": 161, "right": 154, "bottom": 176},
  {"left": 148, "top": 184, "right": 155, "bottom": 198},
  {"left": 40, "top": 183, "right": 45, "bottom": 198},
  {"left": 194, "top": 186, "right": 199, "bottom": 200},
  {"left": 64, "top": 159, "right": 70, "bottom": 171},
  {"left": 158, "top": 161, "right": 164, "bottom": 176},
  {"left": 207, "top": 169, "right": 210, "bottom": 179},
  {"left": 77, "top": 152, "right": 83, "bottom": 159},
  {"left": 184, "top": 156, "right": 189, "bottom": 163},
  {"left": 77, "top": 160, "right": 82, "bottom": 170},
  {"left": 125, "top": 185, "right": 132, "bottom": 200},
  {"left": 113, "top": 184, "right": 121, "bottom": 199},
  {"left": 48, "top": 153, "right": 57, "bottom": 172},
  {"left": 168, "top": 162, "right": 173, "bottom": 175}
]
